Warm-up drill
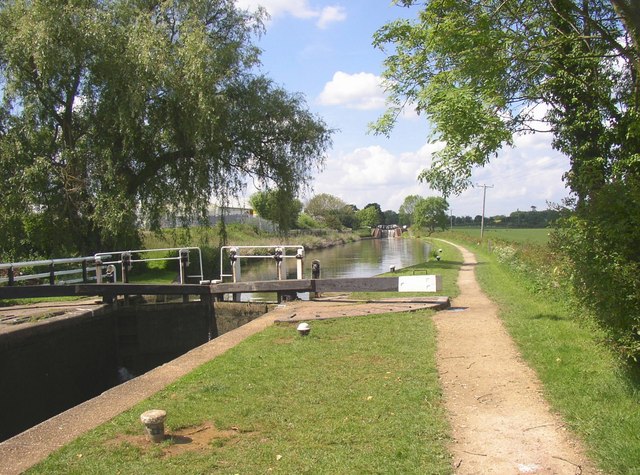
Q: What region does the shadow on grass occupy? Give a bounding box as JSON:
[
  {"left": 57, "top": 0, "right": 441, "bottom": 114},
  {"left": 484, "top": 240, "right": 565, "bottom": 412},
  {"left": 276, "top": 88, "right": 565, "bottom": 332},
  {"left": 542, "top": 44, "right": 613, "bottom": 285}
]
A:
[{"left": 530, "top": 313, "right": 567, "bottom": 322}]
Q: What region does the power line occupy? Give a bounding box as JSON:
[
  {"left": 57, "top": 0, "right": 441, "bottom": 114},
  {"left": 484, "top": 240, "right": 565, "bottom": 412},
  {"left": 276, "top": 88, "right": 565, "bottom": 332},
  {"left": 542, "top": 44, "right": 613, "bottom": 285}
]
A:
[{"left": 476, "top": 184, "right": 494, "bottom": 240}]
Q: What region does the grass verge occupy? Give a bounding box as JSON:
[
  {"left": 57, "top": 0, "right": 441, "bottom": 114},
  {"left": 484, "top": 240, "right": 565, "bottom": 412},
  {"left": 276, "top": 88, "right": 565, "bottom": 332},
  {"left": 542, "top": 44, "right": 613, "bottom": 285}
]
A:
[
  {"left": 447, "top": 238, "right": 640, "bottom": 474},
  {"left": 29, "top": 311, "right": 452, "bottom": 474}
]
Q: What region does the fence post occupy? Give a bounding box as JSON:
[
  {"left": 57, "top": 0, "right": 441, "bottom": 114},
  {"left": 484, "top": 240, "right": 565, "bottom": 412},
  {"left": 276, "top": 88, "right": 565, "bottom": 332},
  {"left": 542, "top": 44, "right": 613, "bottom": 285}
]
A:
[
  {"left": 8, "top": 266, "right": 14, "bottom": 286},
  {"left": 49, "top": 262, "right": 55, "bottom": 285},
  {"left": 121, "top": 252, "right": 131, "bottom": 283},
  {"left": 180, "top": 249, "right": 189, "bottom": 303},
  {"left": 296, "top": 247, "right": 304, "bottom": 280},
  {"left": 95, "top": 257, "right": 103, "bottom": 284},
  {"left": 82, "top": 259, "right": 88, "bottom": 283}
]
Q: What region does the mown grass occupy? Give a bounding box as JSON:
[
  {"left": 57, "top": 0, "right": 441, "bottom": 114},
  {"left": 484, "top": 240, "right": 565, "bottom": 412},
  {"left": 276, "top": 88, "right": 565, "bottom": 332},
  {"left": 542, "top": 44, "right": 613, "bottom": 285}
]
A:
[
  {"left": 450, "top": 239, "right": 640, "bottom": 474},
  {"left": 29, "top": 311, "right": 452, "bottom": 474},
  {"left": 449, "top": 227, "right": 551, "bottom": 245}
]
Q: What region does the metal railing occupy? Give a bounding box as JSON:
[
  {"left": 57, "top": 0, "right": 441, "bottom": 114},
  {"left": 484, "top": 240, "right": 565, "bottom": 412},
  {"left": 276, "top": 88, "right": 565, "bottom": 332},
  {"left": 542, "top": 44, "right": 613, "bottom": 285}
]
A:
[
  {"left": 94, "top": 247, "right": 204, "bottom": 284},
  {"left": 219, "top": 245, "right": 305, "bottom": 282},
  {"left": 0, "top": 247, "right": 203, "bottom": 287},
  {"left": 0, "top": 256, "right": 99, "bottom": 286}
]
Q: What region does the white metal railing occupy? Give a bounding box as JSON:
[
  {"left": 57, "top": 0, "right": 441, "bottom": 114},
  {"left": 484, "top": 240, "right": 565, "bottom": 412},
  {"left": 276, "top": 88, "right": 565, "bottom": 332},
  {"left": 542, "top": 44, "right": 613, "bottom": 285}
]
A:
[
  {"left": 0, "top": 256, "right": 98, "bottom": 285},
  {"left": 0, "top": 247, "right": 203, "bottom": 286},
  {"left": 219, "top": 245, "right": 305, "bottom": 282},
  {"left": 94, "top": 247, "right": 204, "bottom": 284}
]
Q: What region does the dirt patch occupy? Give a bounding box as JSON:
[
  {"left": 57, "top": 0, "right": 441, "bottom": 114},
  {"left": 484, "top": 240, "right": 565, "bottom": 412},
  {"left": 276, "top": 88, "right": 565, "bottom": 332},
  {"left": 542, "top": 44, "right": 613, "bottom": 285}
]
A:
[
  {"left": 107, "top": 422, "right": 246, "bottom": 457},
  {"left": 433, "top": 240, "right": 599, "bottom": 474}
]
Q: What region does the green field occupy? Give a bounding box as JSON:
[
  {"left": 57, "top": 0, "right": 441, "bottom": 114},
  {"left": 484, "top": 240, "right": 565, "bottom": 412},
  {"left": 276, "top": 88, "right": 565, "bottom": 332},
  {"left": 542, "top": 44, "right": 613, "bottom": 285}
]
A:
[{"left": 445, "top": 227, "right": 552, "bottom": 245}]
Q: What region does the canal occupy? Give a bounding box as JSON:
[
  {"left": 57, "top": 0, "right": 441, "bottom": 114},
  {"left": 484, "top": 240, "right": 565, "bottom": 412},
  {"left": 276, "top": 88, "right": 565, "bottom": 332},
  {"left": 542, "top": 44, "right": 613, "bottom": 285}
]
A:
[{"left": 231, "top": 238, "right": 432, "bottom": 300}]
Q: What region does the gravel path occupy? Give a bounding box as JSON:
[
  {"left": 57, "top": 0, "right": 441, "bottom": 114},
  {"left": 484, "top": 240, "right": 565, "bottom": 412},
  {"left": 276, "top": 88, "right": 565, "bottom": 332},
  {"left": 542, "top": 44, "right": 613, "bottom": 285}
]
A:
[{"left": 433, "top": 240, "right": 598, "bottom": 474}]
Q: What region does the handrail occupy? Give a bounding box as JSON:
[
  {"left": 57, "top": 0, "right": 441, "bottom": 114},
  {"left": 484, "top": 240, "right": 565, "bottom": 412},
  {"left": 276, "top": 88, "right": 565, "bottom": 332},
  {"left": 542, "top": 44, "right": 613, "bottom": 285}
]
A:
[
  {"left": 219, "top": 245, "right": 304, "bottom": 280},
  {"left": 94, "top": 247, "right": 204, "bottom": 283},
  {"left": 0, "top": 247, "right": 204, "bottom": 286}
]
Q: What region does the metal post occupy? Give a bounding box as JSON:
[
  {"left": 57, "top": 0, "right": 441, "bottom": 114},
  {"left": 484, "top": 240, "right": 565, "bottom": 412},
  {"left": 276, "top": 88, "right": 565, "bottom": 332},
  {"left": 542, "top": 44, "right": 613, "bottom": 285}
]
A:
[
  {"left": 230, "top": 247, "right": 241, "bottom": 302},
  {"left": 121, "top": 252, "right": 131, "bottom": 283},
  {"left": 179, "top": 249, "right": 189, "bottom": 284},
  {"left": 274, "top": 247, "right": 284, "bottom": 280},
  {"left": 311, "top": 259, "right": 320, "bottom": 299},
  {"left": 179, "top": 249, "right": 189, "bottom": 302},
  {"left": 296, "top": 247, "right": 304, "bottom": 280},
  {"left": 95, "top": 257, "right": 103, "bottom": 284},
  {"left": 49, "top": 262, "right": 55, "bottom": 285}
]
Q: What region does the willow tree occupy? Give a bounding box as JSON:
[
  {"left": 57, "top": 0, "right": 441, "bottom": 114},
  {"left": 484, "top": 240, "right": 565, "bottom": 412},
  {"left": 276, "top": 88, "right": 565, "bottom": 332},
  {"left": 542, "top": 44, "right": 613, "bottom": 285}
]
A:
[
  {"left": 374, "top": 0, "right": 640, "bottom": 359},
  {"left": 0, "top": 0, "right": 331, "bottom": 258}
]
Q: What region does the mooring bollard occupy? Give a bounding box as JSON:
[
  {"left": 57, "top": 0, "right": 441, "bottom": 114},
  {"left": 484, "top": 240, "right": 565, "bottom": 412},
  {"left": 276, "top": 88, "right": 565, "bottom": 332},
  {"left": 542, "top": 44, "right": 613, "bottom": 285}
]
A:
[{"left": 140, "top": 409, "right": 167, "bottom": 443}]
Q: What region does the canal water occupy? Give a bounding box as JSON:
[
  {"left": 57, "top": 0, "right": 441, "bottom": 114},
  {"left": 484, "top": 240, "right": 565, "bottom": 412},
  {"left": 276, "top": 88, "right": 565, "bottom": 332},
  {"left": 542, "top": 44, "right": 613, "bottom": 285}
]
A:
[{"left": 230, "top": 238, "right": 432, "bottom": 301}]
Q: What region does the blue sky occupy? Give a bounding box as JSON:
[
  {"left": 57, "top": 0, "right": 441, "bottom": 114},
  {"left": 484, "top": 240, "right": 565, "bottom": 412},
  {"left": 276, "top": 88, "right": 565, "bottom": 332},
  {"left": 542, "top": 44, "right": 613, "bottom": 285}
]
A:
[{"left": 236, "top": 0, "right": 571, "bottom": 217}]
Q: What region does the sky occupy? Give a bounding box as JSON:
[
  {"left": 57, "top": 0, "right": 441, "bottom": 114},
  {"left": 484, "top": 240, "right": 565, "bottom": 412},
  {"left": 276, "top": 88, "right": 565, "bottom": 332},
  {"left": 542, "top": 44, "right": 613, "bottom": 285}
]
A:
[{"left": 235, "top": 0, "right": 572, "bottom": 218}]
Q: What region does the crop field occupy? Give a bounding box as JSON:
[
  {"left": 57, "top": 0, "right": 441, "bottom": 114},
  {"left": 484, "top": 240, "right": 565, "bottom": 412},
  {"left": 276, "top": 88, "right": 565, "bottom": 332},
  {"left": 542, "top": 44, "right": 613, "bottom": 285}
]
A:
[{"left": 448, "top": 227, "right": 552, "bottom": 245}]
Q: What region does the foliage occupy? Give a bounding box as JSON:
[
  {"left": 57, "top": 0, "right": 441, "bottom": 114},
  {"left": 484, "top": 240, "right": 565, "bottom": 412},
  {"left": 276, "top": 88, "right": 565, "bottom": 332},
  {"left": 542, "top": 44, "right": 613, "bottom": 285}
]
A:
[
  {"left": 304, "top": 193, "right": 356, "bottom": 230},
  {"left": 413, "top": 196, "right": 448, "bottom": 235},
  {"left": 0, "top": 0, "right": 332, "bottom": 259},
  {"left": 355, "top": 206, "right": 381, "bottom": 228},
  {"left": 398, "top": 194, "right": 421, "bottom": 226},
  {"left": 374, "top": 0, "right": 640, "bottom": 361},
  {"left": 248, "top": 189, "right": 302, "bottom": 234},
  {"left": 354, "top": 203, "right": 385, "bottom": 228},
  {"left": 383, "top": 209, "right": 399, "bottom": 225},
  {"left": 552, "top": 191, "right": 640, "bottom": 360},
  {"left": 295, "top": 212, "right": 321, "bottom": 230}
]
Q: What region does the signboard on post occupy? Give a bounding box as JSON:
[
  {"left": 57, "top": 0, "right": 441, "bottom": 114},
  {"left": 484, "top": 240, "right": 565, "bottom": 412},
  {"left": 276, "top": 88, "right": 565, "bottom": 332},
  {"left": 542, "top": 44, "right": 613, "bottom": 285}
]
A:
[{"left": 398, "top": 275, "right": 442, "bottom": 292}]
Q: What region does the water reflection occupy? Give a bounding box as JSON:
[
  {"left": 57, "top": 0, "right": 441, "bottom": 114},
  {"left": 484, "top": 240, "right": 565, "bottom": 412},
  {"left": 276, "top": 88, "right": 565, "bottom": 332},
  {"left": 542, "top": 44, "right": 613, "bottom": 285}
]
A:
[{"left": 232, "top": 238, "right": 431, "bottom": 300}]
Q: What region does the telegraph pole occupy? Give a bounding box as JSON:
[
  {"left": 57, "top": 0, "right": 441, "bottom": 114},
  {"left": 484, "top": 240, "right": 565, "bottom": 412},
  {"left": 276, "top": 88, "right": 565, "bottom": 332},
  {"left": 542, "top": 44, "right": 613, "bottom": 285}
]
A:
[{"left": 477, "top": 184, "right": 494, "bottom": 240}]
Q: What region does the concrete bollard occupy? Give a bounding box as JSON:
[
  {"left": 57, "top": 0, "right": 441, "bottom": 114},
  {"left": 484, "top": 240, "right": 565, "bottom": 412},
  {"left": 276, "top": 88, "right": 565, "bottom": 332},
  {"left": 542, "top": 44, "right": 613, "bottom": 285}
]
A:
[
  {"left": 297, "top": 322, "right": 311, "bottom": 336},
  {"left": 140, "top": 409, "right": 167, "bottom": 443}
]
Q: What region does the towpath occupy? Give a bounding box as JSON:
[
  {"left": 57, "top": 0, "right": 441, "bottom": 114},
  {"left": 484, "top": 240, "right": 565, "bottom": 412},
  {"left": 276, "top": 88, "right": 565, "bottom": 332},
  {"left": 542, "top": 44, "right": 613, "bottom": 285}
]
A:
[{"left": 433, "top": 240, "right": 598, "bottom": 474}]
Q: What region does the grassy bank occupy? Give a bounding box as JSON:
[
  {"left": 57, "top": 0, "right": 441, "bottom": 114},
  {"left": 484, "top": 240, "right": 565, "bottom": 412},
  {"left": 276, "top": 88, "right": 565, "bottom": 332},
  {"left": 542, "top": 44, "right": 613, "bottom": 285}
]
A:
[
  {"left": 449, "top": 227, "right": 551, "bottom": 245},
  {"left": 30, "top": 311, "right": 452, "bottom": 474},
  {"left": 437, "top": 232, "right": 640, "bottom": 474}
]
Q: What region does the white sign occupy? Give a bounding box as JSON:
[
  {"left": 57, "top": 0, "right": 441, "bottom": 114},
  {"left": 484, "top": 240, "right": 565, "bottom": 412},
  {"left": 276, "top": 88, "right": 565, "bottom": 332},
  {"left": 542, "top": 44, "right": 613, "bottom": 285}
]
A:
[{"left": 398, "top": 275, "right": 442, "bottom": 292}]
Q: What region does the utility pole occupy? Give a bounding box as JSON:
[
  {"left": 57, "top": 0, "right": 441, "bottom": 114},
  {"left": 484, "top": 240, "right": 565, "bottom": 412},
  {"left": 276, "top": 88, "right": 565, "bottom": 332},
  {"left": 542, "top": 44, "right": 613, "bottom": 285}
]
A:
[{"left": 477, "top": 184, "right": 494, "bottom": 240}]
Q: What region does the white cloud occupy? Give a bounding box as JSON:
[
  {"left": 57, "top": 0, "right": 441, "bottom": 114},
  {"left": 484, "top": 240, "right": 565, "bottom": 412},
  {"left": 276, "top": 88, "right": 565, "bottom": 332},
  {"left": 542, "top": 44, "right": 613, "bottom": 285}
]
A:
[
  {"left": 317, "top": 71, "right": 386, "bottom": 110},
  {"left": 307, "top": 131, "right": 570, "bottom": 216},
  {"left": 316, "top": 6, "right": 347, "bottom": 28},
  {"left": 235, "top": 1, "right": 347, "bottom": 27}
]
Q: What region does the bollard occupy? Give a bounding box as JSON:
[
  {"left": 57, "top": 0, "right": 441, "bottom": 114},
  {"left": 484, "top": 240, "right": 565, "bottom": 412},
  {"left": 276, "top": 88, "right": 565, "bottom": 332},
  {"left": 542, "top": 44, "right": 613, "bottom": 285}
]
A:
[
  {"left": 140, "top": 409, "right": 167, "bottom": 443},
  {"left": 297, "top": 322, "right": 311, "bottom": 336}
]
